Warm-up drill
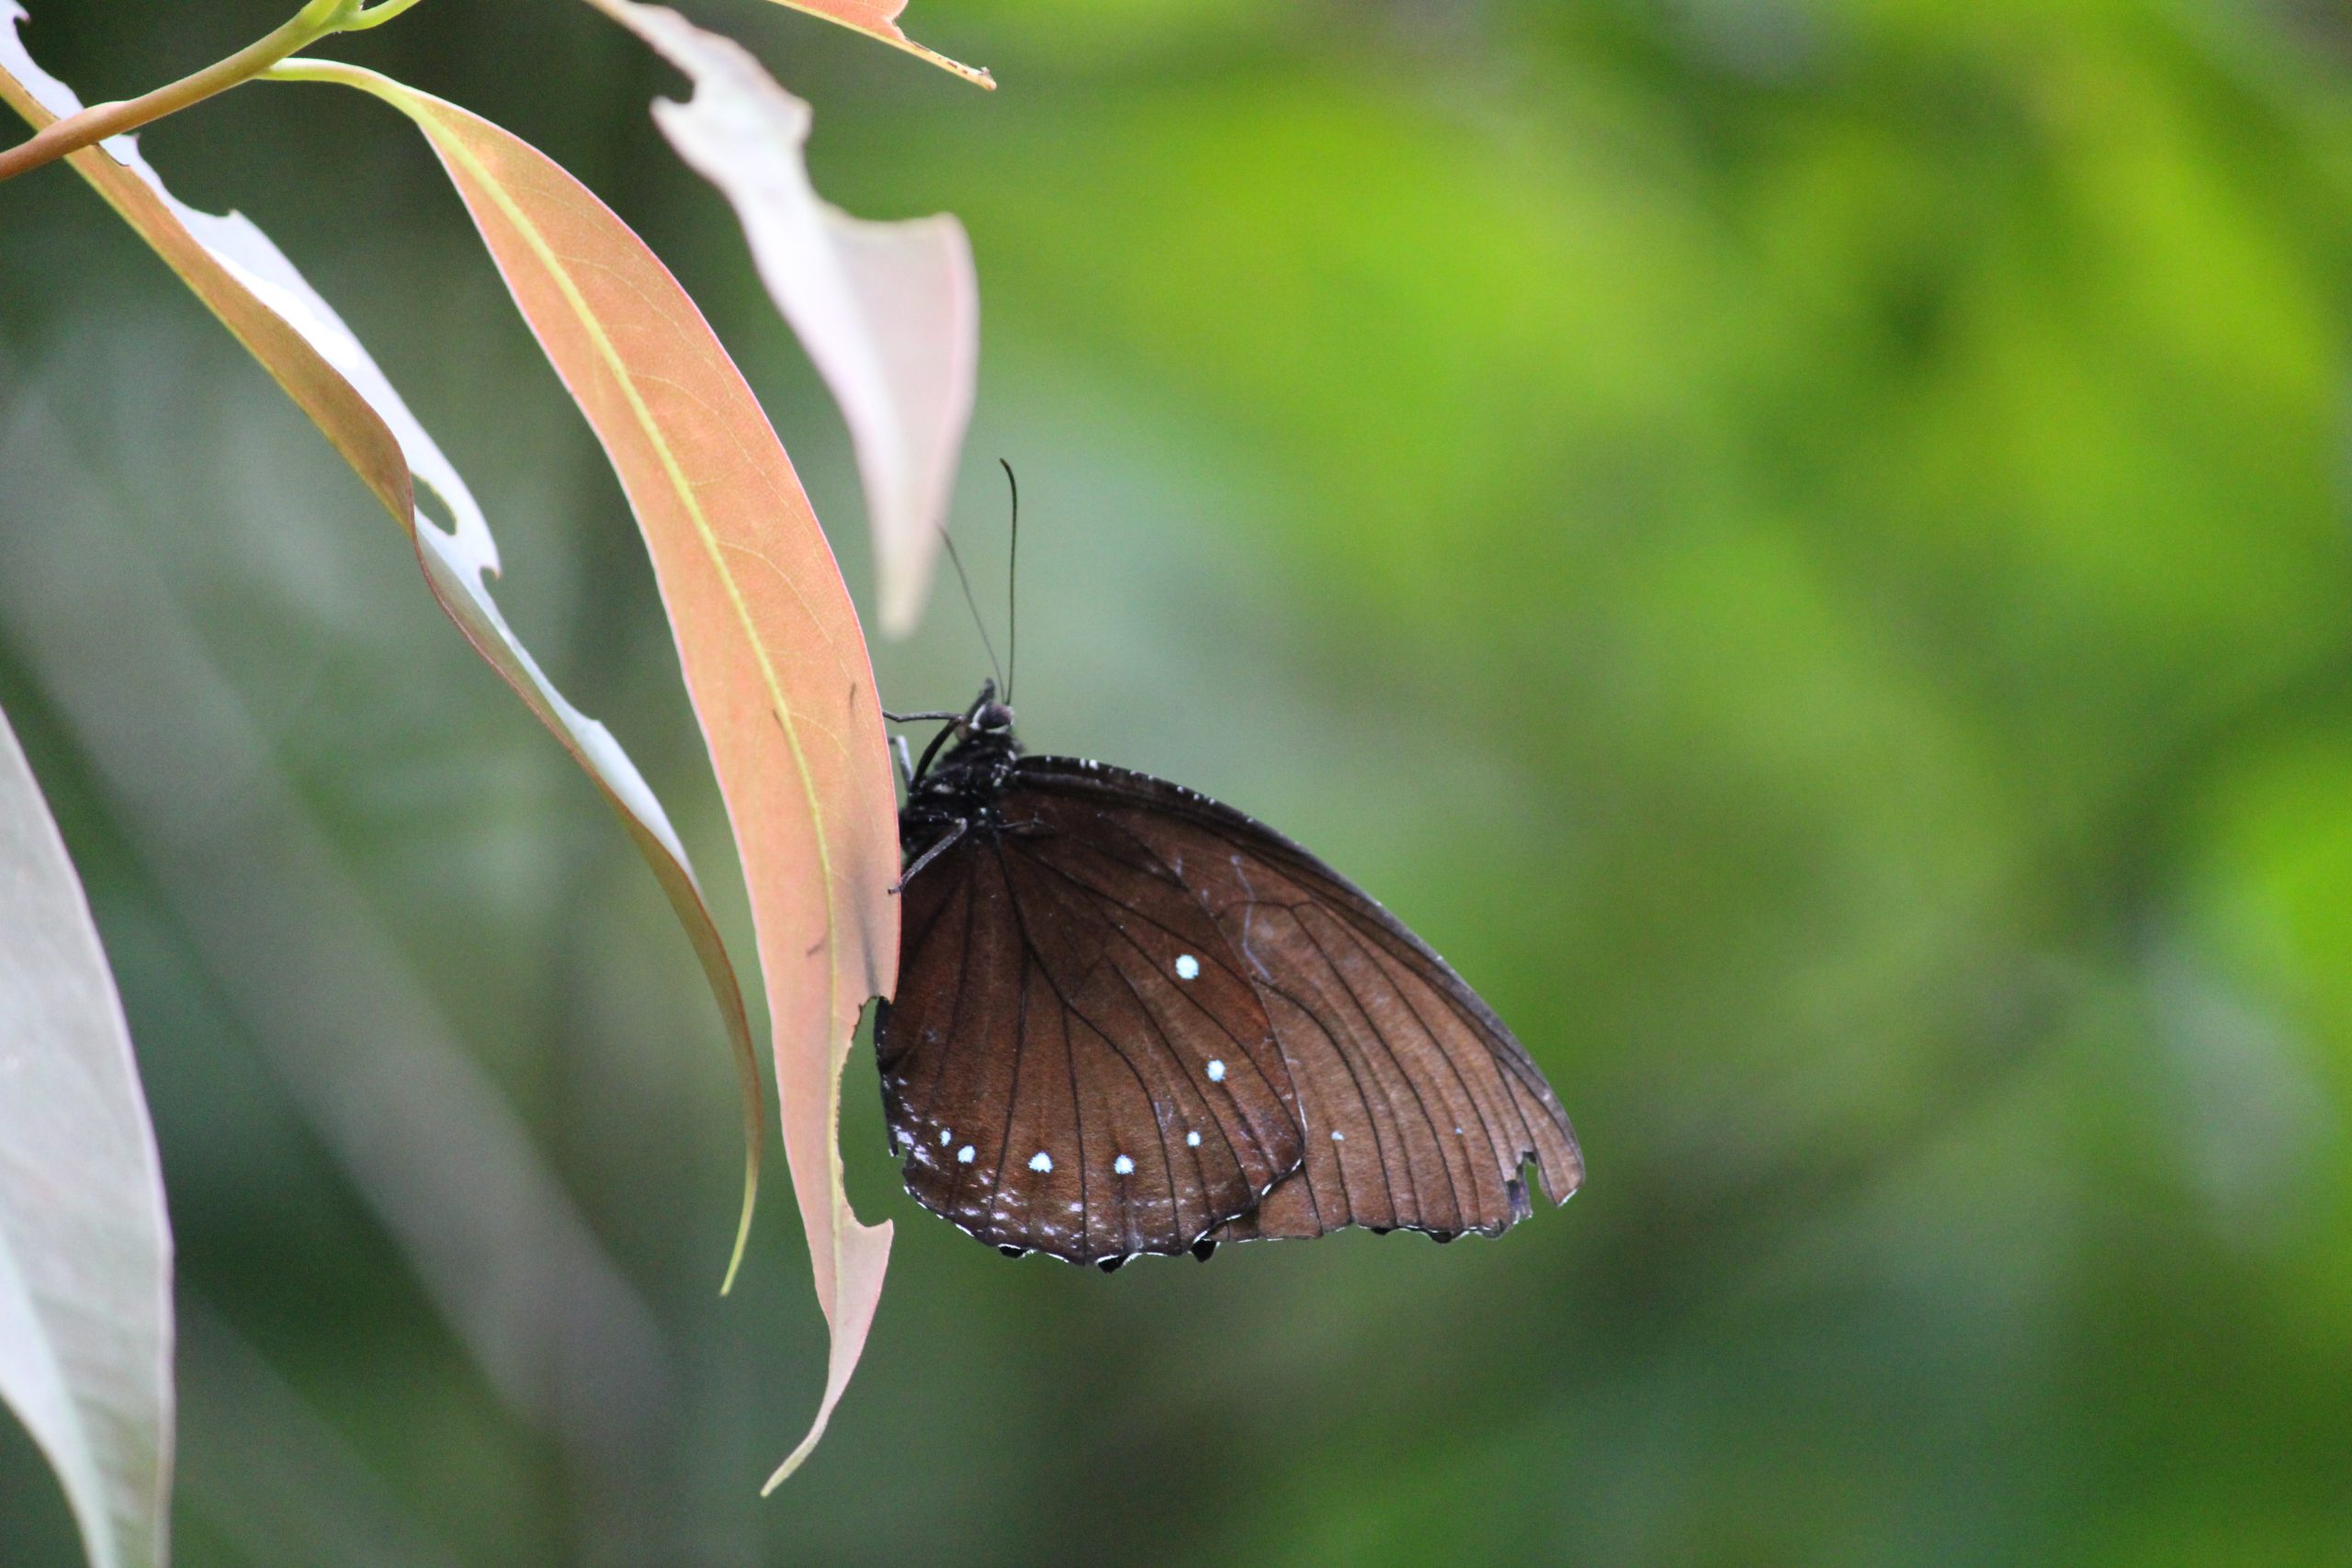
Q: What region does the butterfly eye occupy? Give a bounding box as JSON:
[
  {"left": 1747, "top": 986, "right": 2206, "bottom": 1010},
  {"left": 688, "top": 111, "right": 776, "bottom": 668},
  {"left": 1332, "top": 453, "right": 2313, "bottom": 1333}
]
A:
[{"left": 974, "top": 700, "right": 1014, "bottom": 732}]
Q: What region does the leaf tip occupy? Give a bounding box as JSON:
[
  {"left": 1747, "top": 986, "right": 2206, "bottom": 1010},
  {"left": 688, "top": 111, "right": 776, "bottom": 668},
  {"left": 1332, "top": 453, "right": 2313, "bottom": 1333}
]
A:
[
  {"left": 876, "top": 580, "right": 926, "bottom": 642},
  {"left": 761, "top": 1429, "right": 822, "bottom": 1494},
  {"left": 901, "top": 37, "right": 992, "bottom": 90},
  {"left": 719, "top": 1148, "right": 759, "bottom": 1296}
]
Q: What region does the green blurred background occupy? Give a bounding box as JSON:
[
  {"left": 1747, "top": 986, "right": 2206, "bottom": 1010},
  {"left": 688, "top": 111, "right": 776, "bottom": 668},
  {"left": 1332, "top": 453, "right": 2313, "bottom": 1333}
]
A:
[{"left": 6, "top": 0, "right": 2352, "bottom": 1561}]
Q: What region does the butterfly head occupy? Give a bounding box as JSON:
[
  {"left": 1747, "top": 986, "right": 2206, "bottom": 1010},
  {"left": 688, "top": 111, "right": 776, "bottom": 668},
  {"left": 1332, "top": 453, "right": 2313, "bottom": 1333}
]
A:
[{"left": 968, "top": 680, "right": 1015, "bottom": 737}]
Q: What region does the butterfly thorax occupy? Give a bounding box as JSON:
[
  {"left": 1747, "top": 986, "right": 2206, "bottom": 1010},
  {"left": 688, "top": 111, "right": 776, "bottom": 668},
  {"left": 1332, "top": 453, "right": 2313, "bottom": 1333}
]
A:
[{"left": 902, "top": 682, "right": 1024, "bottom": 845}]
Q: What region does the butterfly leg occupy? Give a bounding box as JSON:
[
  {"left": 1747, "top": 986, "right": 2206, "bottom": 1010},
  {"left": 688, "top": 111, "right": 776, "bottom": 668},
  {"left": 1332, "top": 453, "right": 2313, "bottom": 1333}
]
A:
[
  {"left": 892, "top": 817, "right": 968, "bottom": 894},
  {"left": 893, "top": 734, "right": 916, "bottom": 793}
]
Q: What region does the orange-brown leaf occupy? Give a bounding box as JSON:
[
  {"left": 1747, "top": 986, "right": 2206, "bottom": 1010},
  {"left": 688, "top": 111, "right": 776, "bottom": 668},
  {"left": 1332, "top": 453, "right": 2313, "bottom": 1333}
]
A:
[
  {"left": 0, "top": 1, "right": 772, "bottom": 1291},
  {"left": 591, "top": 0, "right": 980, "bottom": 637},
  {"left": 744, "top": 0, "right": 991, "bottom": 88},
  {"left": 273, "top": 58, "right": 902, "bottom": 1487}
]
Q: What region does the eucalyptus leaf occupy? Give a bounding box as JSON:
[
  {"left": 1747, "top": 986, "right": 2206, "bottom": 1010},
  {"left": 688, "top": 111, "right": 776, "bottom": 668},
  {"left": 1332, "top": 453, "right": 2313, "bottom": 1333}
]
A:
[{"left": 0, "top": 705, "right": 173, "bottom": 1568}]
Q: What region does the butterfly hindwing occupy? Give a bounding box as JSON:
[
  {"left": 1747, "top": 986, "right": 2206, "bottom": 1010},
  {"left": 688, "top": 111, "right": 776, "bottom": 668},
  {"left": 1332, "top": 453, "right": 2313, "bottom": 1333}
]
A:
[{"left": 1007, "top": 758, "right": 1584, "bottom": 1245}]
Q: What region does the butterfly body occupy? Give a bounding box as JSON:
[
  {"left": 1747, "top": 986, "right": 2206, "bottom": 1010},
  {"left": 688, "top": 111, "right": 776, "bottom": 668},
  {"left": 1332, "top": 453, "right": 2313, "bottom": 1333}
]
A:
[{"left": 878, "top": 683, "right": 1582, "bottom": 1269}]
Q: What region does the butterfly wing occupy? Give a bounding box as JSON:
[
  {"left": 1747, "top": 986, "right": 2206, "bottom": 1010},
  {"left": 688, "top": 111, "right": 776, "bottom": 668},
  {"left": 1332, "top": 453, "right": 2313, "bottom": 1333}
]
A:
[
  {"left": 878, "top": 792, "right": 1306, "bottom": 1265},
  {"left": 1009, "top": 758, "right": 1583, "bottom": 1245}
]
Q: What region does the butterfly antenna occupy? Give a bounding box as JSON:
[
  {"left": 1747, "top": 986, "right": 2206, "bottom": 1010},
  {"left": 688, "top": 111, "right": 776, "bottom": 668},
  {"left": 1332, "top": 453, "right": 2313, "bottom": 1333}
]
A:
[
  {"left": 937, "top": 525, "right": 1005, "bottom": 696},
  {"left": 1001, "top": 458, "right": 1020, "bottom": 702}
]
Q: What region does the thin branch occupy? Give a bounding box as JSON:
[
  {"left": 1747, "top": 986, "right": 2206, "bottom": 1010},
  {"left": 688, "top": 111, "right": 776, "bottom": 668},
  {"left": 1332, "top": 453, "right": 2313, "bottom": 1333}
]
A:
[{"left": 0, "top": 0, "right": 399, "bottom": 183}]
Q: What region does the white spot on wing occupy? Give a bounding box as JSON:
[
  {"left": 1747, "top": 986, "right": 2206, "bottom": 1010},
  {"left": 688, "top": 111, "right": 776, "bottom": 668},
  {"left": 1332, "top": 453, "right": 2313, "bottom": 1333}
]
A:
[
  {"left": 956, "top": 1145, "right": 975, "bottom": 1164},
  {"left": 940, "top": 1127, "right": 953, "bottom": 1145},
  {"left": 894, "top": 1129, "right": 913, "bottom": 1147},
  {"left": 1206, "top": 1058, "right": 1226, "bottom": 1082},
  {"left": 1174, "top": 953, "right": 1200, "bottom": 981},
  {"left": 1029, "top": 1150, "right": 1054, "bottom": 1174},
  {"left": 1331, "top": 1130, "right": 1346, "bottom": 1142},
  {"left": 1114, "top": 1154, "right": 1135, "bottom": 1176},
  {"left": 1186, "top": 1131, "right": 1202, "bottom": 1147}
]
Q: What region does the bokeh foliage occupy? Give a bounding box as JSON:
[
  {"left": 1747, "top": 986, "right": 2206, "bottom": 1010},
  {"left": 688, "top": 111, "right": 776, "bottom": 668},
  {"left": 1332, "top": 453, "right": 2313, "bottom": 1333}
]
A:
[{"left": 5, "top": 0, "right": 2351, "bottom": 1561}]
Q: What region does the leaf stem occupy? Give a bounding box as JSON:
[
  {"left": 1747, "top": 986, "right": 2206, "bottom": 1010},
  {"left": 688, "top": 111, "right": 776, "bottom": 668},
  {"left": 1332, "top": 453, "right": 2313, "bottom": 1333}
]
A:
[
  {"left": 0, "top": 0, "right": 407, "bottom": 183},
  {"left": 344, "top": 0, "right": 429, "bottom": 31}
]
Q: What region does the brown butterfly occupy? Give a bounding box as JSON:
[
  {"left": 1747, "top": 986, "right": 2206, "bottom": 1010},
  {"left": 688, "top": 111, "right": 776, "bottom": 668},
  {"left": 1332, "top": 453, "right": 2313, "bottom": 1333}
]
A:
[{"left": 876, "top": 682, "right": 1582, "bottom": 1270}]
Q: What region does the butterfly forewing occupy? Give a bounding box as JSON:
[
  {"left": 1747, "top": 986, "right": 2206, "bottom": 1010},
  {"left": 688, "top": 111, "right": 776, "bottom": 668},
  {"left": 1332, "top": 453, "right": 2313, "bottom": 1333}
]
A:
[
  {"left": 879, "top": 796, "right": 1306, "bottom": 1264},
  {"left": 1010, "top": 759, "right": 1583, "bottom": 1245}
]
